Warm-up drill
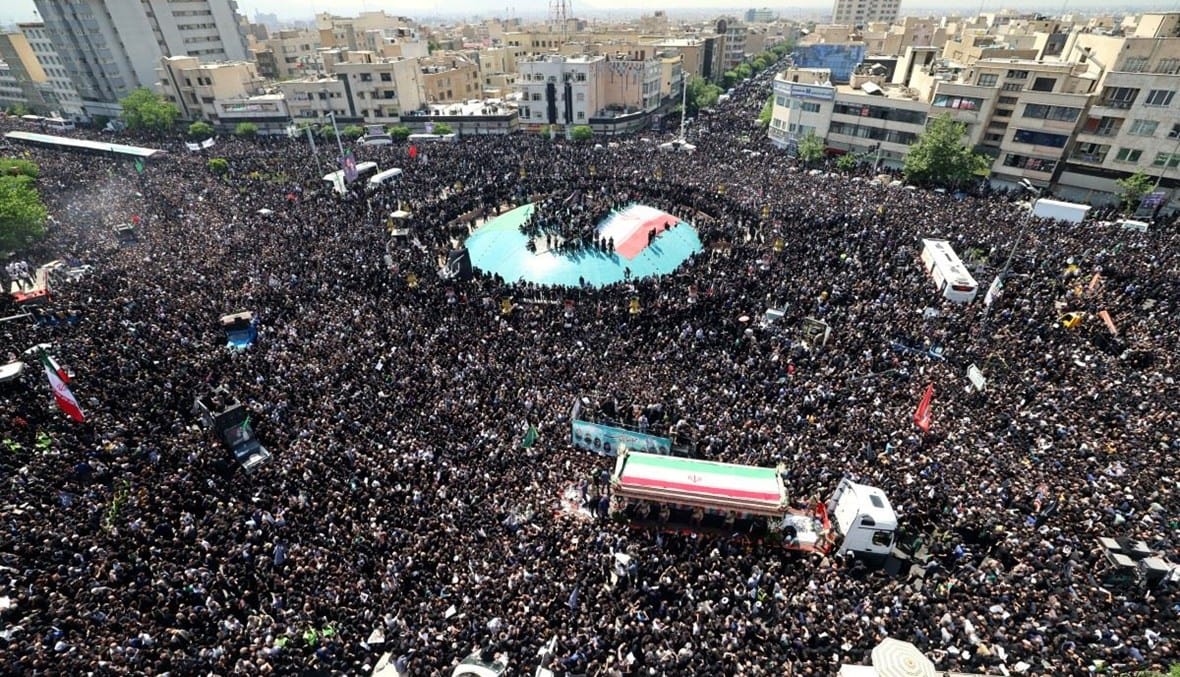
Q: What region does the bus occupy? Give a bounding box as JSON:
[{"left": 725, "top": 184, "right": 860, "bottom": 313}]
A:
[
  {"left": 407, "top": 133, "right": 458, "bottom": 143},
  {"left": 367, "top": 167, "right": 403, "bottom": 190},
  {"left": 919, "top": 238, "right": 978, "bottom": 303},
  {"left": 19, "top": 115, "right": 74, "bottom": 132},
  {"left": 322, "top": 161, "right": 379, "bottom": 194}
]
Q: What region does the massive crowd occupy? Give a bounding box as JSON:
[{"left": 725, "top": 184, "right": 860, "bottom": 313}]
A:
[{"left": 0, "top": 67, "right": 1178, "bottom": 677}]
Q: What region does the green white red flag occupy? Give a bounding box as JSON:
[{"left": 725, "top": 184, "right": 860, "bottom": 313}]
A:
[{"left": 39, "top": 348, "right": 84, "bottom": 422}]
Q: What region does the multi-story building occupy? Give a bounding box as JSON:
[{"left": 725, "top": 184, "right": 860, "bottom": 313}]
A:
[
  {"left": 420, "top": 54, "right": 481, "bottom": 104},
  {"left": 330, "top": 53, "right": 425, "bottom": 126},
  {"left": 516, "top": 55, "right": 604, "bottom": 130},
  {"left": 717, "top": 18, "right": 748, "bottom": 70},
  {"left": 33, "top": 0, "right": 249, "bottom": 118},
  {"left": 17, "top": 23, "right": 84, "bottom": 119},
  {"left": 1056, "top": 13, "right": 1180, "bottom": 211},
  {"left": 156, "top": 56, "right": 264, "bottom": 122},
  {"left": 745, "top": 8, "right": 777, "bottom": 24},
  {"left": 832, "top": 0, "right": 901, "bottom": 27},
  {"left": 212, "top": 93, "right": 290, "bottom": 135},
  {"left": 768, "top": 68, "right": 836, "bottom": 150},
  {"left": 652, "top": 37, "right": 724, "bottom": 83},
  {"left": 827, "top": 81, "right": 929, "bottom": 166},
  {"left": 275, "top": 75, "right": 349, "bottom": 122},
  {"left": 0, "top": 31, "right": 54, "bottom": 114},
  {"left": 254, "top": 29, "right": 321, "bottom": 80}
]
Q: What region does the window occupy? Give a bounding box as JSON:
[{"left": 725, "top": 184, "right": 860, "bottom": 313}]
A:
[
  {"left": 1144, "top": 89, "right": 1174, "bottom": 106},
  {"left": 1122, "top": 57, "right": 1149, "bottom": 72},
  {"left": 576, "top": 111, "right": 584, "bottom": 119},
  {"left": 1012, "top": 129, "right": 1068, "bottom": 147},
  {"left": 977, "top": 73, "right": 997, "bottom": 87},
  {"left": 531, "top": 92, "right": 541, "bottom": 101},
  {"left": 872, "top": 531, "right": 893, "bottom": 547},
  {"left": 932, "top": 94, "right": 982, "bottom": 110},
  {"left": 1170, "top": 123, "right": 1180, "bottom": 139},
  {"left": 1114, "top": 148, "right": 1142, "bottom": 163},
  {"left": 1031, "top": 77, "right": 1056, "bottom": 92},
  {"left": 1006, "top": 69, "right": 1029, "bottom": 79},
  {"left": 1023, "top": 104, "right": 1080, "bottom": 122},
  {"left": 1073, "top": 142, "right": 1109, "bottom": 163},
  {"left": 1002, "top": 153, "right": 1057, "bottom": 173},
  {"left": 1101, "top": 86, "right": 1139, "bottom": 108},
  {"left": 998, "top": 96, "right": 1018, "bottom": 105},
  {"left": 801, "top": 101, "right": 821, "bottom": 113},
  {"left": 1001, "top": 82, "right": 1024, "bottom": 92},
  {"left": 1156, "top": 58, "right": 1180, "bottom": 75},
  {"left": 380, "top": 72, "right": 391, "bottom": 82},
  {"left": 1152, "top": 152, "right": 1180, "bottom": 168},
  {"left": 359, "top": 73, "right": 372, "bottom": 82},
  {"left": 775, "top": 94, "right": 787, "bottom": 106},
  {"left": 1128, "top": 119, "right": 1159, "bottom": 136}
]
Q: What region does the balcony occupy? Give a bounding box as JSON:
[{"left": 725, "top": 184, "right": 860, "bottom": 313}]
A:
[
  {"left": 1071, "top": 151, "right": 1108, "bottom": 164},
  {"left": 1096, "top": 99, "right": 1134, "bottom": 110}
]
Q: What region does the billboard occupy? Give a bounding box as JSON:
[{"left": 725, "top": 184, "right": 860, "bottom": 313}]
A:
[{"left": 570, "top": 420, "right": 672, "bottom": 457}]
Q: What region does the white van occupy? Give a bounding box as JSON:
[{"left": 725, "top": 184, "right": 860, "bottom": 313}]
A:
[
  {"left": 367, "top": 167, "right": 403, "bottom": 190},
  {"left": 44, "top": 118, "right": 75, "bottom": 132},
  {"left": 1117, "top": 219, "right": 1149, "bottom": 233}
]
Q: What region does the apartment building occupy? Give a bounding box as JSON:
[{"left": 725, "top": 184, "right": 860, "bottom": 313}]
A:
[
  {"left": 651, "top": 37, "right": 725, "bottom": 82},
  {"left": 18, "top": 23, "right": 84, "bottom": 119},
  {"left": 768, "top": 68, "right": 836, "bottom": 149},
  {"left": 420, "top": 54, "right": 481, "bottom": 103},
  {"left": 156, "top": 56, "right": 264, "bottom": 122},
  {"left": 832, "top": 0, "right": 901, "bottom": 28},
  {"left": 0, "top": 31, "right": 53, "bottom": 114},
  {"left": 1056, "top": 13, "right": 1180, "bottom": 210},
  {"left": 33, "top": 0, "right": 249, "bottom": 118},
  {"left": 827, "top": 82, "right": 929, "bottom": 166},
  {"left": 275, "top": 75, "right": 349, "bottom": 122},
  {"left": 717, "top": 18, "right": 748, "bottom": 70},
  {"left": 330, "top": 53, "right": 424, "bottom": 125},
  {"left": 516, "top": 55, "right": 605, "bottom": 130},
  {"left": 253, "top": 29, "right": 321, "bottom": 80}
]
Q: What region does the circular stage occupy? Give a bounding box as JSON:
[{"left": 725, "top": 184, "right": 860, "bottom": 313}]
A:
[{"left": 464, "top": 203, "right": 703, "bottom": 288}]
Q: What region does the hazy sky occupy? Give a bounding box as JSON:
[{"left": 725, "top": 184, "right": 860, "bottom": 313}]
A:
[{"left": 3, "top": 0, "right": 1178, "bottom": 26}]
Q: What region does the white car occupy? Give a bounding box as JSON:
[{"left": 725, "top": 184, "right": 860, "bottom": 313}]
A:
[{"left": 453, "top": 650, "right": 509, "bottom": 677}]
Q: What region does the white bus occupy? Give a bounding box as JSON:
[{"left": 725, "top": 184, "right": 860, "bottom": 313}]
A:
[
  {"left": 920, "top": 238, "right": 978, "bottom": 303},
  {"left": 407, "top": 133, "right": 457, "bottom": 143},
  {"left": 367, "top": 167, "right": 403, "bottom": 190},
  {"left": 322, "top": 161, "right": 379, "bottom": 194}
]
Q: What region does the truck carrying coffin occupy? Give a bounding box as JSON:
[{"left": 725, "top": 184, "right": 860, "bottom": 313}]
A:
[{"left": 193, "top": 386, "right": 271, "bottom": 473}]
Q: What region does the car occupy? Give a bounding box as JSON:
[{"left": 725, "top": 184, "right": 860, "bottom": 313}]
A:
[{"left": 452, "top": 650, "right": 508, "bottom": 677}]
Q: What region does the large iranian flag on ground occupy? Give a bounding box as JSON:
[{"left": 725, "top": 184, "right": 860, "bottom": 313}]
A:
[
  {"left": 617, "top": 452, "right": 785, "bottom": 507},
  {"left": 40, "top": 349, "right": 84, "bottom": 423}
]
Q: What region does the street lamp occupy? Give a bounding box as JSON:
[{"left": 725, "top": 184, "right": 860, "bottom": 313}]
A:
[{"left": 986, "top": 178, "right": 1040, "bottom": 313}]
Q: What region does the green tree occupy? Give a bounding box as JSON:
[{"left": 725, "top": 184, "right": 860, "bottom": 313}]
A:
[
  {"left": 6, "top": 103, "right": 30, "bottom": 117},
  {"left": 684, "top": 76, "right": 722, "bottom": 116},
  {"left": 721, "top": 70, "right": 738, "bottom": 89},
  {"left": 432, "top": 122, "right": 454, "bottom": 135},
  {"left": 570, "top": 125, "right": 593, "bottom": 141},
  {"left": 902, "top": 113, "right": 989, "bottom": 188},
  {"left": 836, "top": 152, "right": 858, "bottom": 172},
  {"left": 187, "top": 120, "right": 215, "bottom": 139},
  {"left": 757, "top": 95, "right": 774, "bottom": 127},
  {"left": 751, "top": 57, "right": 768, "bottom": 72},
  {"left": 1115, "top": 170, "right": 1154, "bottom": 214},
  {"left": 796, "top": 130, "right": 825, "bottom": 165},
  {"left": 120, "top": 87, "right": 179, "bottom": 132},
  {"left": 341, "top": 124, "right": 365, "bottom": 140},
  {"left": 734, "top": 63, "right": 753, "bottom": 80},
  {"left": 0, "top": 158, "right": 39, "bottom": 179},
  {"left": 387, "top": 124, "right": 411, "bottom": 141},
  {"left": 207, "top": 157, "right": 229, "bottom": 176},
  {"left": 234, "top": 121, "right": 259, "bottom": 138},
  {"left": 0, "top": 174, "right": 48, "bottom": 251},
  {"left": 318, "top": 124, "right": 337, "bottom": 140}
]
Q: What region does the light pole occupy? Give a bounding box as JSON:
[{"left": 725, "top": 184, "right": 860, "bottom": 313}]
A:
[{"left": 986, "top": 178, "right": 1040, "bottom": 314}]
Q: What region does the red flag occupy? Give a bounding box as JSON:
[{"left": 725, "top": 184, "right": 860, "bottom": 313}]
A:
[
  {"left": 913, "top": 383, "right": 934, "bottom": 432},
  {"left": 408, "top": 145, "right": 418, "bottom": 160}
]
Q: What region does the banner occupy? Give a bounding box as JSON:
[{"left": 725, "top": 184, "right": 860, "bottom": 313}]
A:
[
  {"left": 966, "top": 364, "right": 986, "bottom": 392},
  {"left": 984, "top": 275, "right": 1002, "bottom": 307},
  {"left": 913, "top": 383, "right": 934, "bottom": 432},
  {"left": 201, "top": 137, "right": 215, "bottom": 149},
  {"left": 185, "top": 142, "right": 201, "bottom": 152},
  {"left": 342, "top": 152, "right": 357, "bottom": 182},
  {"left": 570, "top": 419, "right": 672, "bottom": 457}
]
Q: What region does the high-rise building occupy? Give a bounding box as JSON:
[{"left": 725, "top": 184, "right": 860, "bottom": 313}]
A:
[
  {"left": 33, "top": 0, "right": 250, "bottom": 118},
  {"left": 18, "top": 22, "right": 85, "bottom": 119},
  {"left": 831, "top": 0, "right": 901, "bottom": 27}
]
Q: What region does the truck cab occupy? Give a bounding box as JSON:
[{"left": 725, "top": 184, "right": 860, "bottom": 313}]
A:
[{"left": 826, "top": 478, "right": 898, "bottom": 561}]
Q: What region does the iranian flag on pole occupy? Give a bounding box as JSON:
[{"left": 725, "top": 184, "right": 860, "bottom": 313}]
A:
[{"left": 40, "top": 348, "right": 84, "bottom": 422}]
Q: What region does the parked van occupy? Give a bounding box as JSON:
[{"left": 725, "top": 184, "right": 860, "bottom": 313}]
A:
[
  {"left": 44, "top": 118, "right": 75, "bottom": 132},
  {"left": 367, "top": 167, "right": 403, "bottom": 190}
]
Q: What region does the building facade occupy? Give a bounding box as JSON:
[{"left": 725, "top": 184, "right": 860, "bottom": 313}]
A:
[
  {"left": 156, "top": 56, "right": 264, "bottom": 122},
  {"left": 33, "top": 0, "right": 249, "bottom": 118},
  {"left": 768, "top": 68, "right": 836, "bottom": 150},
  {"left": 832, "top": 0, "right": 902, "bottom": 27},
  {"left": 17, "top": 23, "right": 85, "bottom": 119},
  {"left": 516, "top": 55, "right": 606, "bottom": 130},
  {"left": 420, "top": 54, "right": 481, "bottom": 104},
  {"left": 0, "top": 31, "right": 53, "bottom": 114}
]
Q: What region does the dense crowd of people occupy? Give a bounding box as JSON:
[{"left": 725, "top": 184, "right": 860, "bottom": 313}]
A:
[{"left": 0, "top": 66, "right": 1178, "bottom": 677}]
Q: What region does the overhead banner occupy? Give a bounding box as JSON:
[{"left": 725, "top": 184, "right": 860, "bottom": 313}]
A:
[{"left": 570, "top": 419, "right": 672, "bottom": 457}]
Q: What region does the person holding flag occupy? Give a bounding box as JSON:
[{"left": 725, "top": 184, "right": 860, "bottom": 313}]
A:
[{"left": 39, "top": 347, "right": 84, "bottom": 423}]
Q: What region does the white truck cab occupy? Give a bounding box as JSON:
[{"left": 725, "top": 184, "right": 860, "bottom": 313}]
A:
[{"left": 826, "top": 478, "right": 898, "bottom": 559}]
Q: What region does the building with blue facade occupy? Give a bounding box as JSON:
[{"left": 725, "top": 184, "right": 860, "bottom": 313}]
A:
[{"left": 793, "top": 43, "right": 866, "bottom": 83}]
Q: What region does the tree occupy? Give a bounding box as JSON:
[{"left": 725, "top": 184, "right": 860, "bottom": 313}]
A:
[
  {"left": 1116, "top": 170, "right": 1154, "bottom": 214},
  {"left": 234, "top": 121, "right": 259, "bottom": 138},
  {"left": 734, "top": 63, "right": 753, "bottom": 80},
  {"left": 684, "top": 76, "right": 722, "bottom": 116},
  {"left": 751, "top": 57, "right": 768, "bottom": 72},
  {"left": 903, "top": 113, "right": 989, "bottom": 188},
  {"left": 570, "top": 125, "right": 593, "bottom": 141},
  {"left": 6, "top": 103, "right": 30, "bottom": 117},
  {"left": 387, "top": 124, "right": 411, "bottom": 141},
  {"left": 187, "top": 120, "right": 214, "bottom": 139},
  {"left": 0, "top": 174, "right": 48, "bottom": 251},
  {"left": 318, "top": 124, "right": 337, "bottom": 140},
  {"left": 432, "top": 122, "right": 453, "bottom": 135},
  {"left": 757, "top": 95, "right": 774, "bottom": 127},
  {"left": 120, "top": 88, "right": 179, "bottom": 132},
  {"left": 207, "top": 157, "right": 229, "bottom": 176},
  {"left": 836, "top": 152, "right": 859, "bottom": 172},
  {"left": 0, "top": 158, "right": 39, "bottom": 179},
  {"left": 341, "top": 124, "right": 365, "bottom": 140},
  {"left": 796, "top": 130, "right": 825, "bottom": 165}
]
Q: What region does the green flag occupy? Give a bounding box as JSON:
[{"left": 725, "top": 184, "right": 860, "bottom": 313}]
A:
[
  {"left": 134, "top": 158, "right": 145, "bottom": 174},
  {"left": 520, "top": 424, "right": 538, "bottom": 449}
]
